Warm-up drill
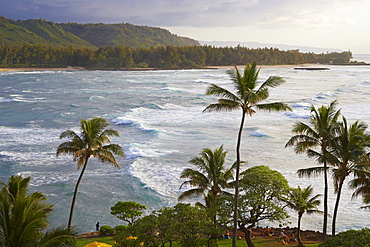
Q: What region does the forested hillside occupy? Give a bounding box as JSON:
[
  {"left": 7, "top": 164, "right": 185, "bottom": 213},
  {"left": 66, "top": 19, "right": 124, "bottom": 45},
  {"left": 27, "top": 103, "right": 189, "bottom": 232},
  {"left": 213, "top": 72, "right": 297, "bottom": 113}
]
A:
[
  {"left": 0, "top": 16, "right": 200, "bottom": 48},
  {"left": 0, "top": 17, "right": 94, "bottom": 48},
  {"left": 60, "top": 22, "right": 199, "bottom": 48}
]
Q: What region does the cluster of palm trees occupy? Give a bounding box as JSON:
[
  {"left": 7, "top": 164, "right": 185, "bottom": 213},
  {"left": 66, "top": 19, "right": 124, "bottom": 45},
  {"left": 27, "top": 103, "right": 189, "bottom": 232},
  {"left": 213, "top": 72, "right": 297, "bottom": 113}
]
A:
[
  {"left": 286, "top": 100, "right": 370, "bottom": 239},
  {"left": 177, "top": 62, "right": 370, "bottom": 246}
]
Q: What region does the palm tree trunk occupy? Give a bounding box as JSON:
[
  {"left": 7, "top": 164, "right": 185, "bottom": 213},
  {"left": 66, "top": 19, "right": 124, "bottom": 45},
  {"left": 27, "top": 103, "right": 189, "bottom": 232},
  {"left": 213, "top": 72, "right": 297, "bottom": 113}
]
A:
[
  {"left": 332, "top": 178, "right": 345, "bottom": 236},
  {"left": 68, "top": 158, "right": 89, "bottom": 228},
  {"left": 232, "top": 111, "right": 246, "bottom": 247},
  {"left": 322, "top": 161, "right": 328, "bottom": 242},
  {"left": 297, "top": 214, "right": 303, "bottom": 246}
]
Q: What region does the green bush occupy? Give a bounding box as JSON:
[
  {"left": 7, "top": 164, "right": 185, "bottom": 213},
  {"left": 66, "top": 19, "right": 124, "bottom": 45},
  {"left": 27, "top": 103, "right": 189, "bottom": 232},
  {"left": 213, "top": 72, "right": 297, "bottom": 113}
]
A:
[
  {"left": 99, "top": 225, "right": 114, "bottom": 236},
  {"left": 320, "top": 228, "right": 370, "bottom": 247},
  {"left": 114, "top": 225, "right": 128, "bottom": 234}
]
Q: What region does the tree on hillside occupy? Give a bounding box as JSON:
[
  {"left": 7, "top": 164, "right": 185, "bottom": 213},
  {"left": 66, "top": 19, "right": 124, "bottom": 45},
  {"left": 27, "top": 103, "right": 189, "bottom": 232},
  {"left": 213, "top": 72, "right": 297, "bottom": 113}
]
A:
[
  {"left": 56, "top": 117, "right": 124, "bottom": 228},
  {"left": 203, "top": 62, "right": 291, "bottom": 247},
  {"left": 282, "top": 185, "right": 323, "bottom": 246},
  {"left": 286, "top": 100, "right": 341, "bottom": 241},
  {"left": 0, "top": 175, "right": 78, "bottom": 246}
]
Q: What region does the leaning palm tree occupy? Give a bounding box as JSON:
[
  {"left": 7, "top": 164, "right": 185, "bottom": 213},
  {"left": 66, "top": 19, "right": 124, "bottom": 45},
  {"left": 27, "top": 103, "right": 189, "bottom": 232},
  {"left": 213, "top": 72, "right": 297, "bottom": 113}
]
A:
[
  {"left": 285, "top": 100, "right": 341, "bottom": 241},
  {"left": 330, "top": 117, "right": 370, "bottom": 236},
  {"left": 204, "top": 62, "right": 291, "bottom": 246},
  {"left": 178, "top": 145, "right": 235, "bottom": 207},
  {"left": 56, "top": 117, "right": 124, "bottom": 228},
  {"left": 282, "top": 185, "right": 323, "bottom": 247},
  {"left": 0, "top": 175, "right": 78, "bottom": 247}
]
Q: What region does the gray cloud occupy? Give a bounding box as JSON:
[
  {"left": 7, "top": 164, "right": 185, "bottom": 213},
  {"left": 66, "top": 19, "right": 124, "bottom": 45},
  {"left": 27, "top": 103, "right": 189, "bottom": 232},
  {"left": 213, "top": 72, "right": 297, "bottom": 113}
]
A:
[{"left": 0, "top": 0, "right": 366, "bottom": 29}]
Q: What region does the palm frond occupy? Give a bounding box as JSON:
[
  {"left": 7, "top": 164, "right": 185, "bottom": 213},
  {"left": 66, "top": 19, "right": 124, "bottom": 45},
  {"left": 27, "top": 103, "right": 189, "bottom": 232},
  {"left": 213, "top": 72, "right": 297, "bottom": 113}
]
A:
[
  {"left": 203, "top": 101, "right": 240, "bottom": 113},
  {"left": 256, "top": 102, "right": 291, "bottom": 112},
  {"left": 297, "top": 166, "right": 325, "bottom": 178}
]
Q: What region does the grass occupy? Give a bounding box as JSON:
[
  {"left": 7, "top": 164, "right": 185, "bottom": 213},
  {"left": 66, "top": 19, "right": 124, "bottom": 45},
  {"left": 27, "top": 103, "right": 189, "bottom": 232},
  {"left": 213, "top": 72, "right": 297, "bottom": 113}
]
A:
[
  {"left": 76, "top": 236, "right": 115, "bottom": 246},
  {"left": 76, "top": 236, "right": 320, "bottom": 247}
]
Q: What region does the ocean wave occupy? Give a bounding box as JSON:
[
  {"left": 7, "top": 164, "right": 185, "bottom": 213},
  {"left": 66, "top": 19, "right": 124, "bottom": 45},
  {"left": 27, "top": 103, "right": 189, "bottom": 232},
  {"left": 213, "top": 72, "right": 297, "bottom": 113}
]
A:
[
  {"left": 250, "top": 130, "right": 269, "bottom": 137},
  {"left": 192, "top": 79, "right": 210, "bottom": 84},
  {"left": 111, "top": 117, "right": 133, "bottom": 125},
  {"left": 129, "top": 159, "right": 183, "bottom": 198},
  {"left": 124, "top": 144, "right": 176, "bottom": 160},
  {"left": 89, "top": 95, "right": 105, "bottom": 100},
  {"left": 316, "top": 91, "right": 336, "bottom": 99},
  {"left": 292, "top": 102, "right": 311, "bottom": 108},
  {"left": 284, "top": 111, "right": 311, "bottom": 119},
  {"left": 0, "top": 97, "right": 16, "bottom": 103}
]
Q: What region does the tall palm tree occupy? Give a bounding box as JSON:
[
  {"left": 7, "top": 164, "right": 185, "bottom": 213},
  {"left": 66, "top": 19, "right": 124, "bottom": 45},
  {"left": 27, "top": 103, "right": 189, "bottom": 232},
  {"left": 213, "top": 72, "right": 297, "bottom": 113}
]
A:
[
  {"left": 204, "top": 62, "right": 291, "bottom": 246},
  {"left": 56, "top": 117, "right": 124, "bottom": 228},
  {"left": 330, "top": 117, "right": 370, "bottom": 236},
  {"left": 0, "top": 175, "right": 78, "bottom": 247},
  {"left": 285, "top": 100, "right": 341, "bottom": 241},
  {"left": 178, "top": 145, "right": 235, "bottom": 207},
  {"left": 283, "top": 185, "right": 322, "bottom": 247}
]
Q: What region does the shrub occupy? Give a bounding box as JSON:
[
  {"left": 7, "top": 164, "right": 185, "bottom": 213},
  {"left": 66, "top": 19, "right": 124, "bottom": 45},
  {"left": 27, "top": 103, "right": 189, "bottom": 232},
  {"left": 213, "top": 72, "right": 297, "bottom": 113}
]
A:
[
  {"left": 320, "top": 228, "right": 370, "bottom": 247},
  {"left": 115, "top": 225, "right": 128, "bottom": 234},
  {"left": 99, "top": 225, "right": 114, "bottom": 236}
]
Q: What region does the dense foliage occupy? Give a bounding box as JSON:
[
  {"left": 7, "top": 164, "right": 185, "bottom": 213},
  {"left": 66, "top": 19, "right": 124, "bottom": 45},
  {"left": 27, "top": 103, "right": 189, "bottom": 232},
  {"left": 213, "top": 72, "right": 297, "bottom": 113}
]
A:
[
  {"left": 0, "top": 16, "right": 199, "bottom": 48},
  {"left": 319, "top": 228, "right": 370, "bottom": 247},
  {"left": 0, "top": 43, "right": 352, "bottom": 69},
  {"left": 114, "top": 203, "right": 220, "bottom": 247}
]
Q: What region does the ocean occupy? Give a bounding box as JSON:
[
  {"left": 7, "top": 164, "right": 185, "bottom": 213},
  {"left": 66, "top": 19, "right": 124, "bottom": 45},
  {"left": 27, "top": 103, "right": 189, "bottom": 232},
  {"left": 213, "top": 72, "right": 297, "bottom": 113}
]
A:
[{"left": 1, "top": 55, "right": 370, "bottom": 234}]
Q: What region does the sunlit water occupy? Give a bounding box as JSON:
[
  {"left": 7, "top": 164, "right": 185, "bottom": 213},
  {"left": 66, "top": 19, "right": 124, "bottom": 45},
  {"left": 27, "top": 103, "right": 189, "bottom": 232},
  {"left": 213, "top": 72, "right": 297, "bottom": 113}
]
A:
[{"left": 1, "top": 56, "right": 370, "bottom": 233}]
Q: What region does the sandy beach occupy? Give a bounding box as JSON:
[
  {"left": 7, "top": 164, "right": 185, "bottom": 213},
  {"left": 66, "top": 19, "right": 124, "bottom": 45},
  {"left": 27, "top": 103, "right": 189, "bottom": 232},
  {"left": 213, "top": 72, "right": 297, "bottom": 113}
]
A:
[
  {"left": 0, "top": 64, "right": 321, "bottom": 72},
  {"left": 0, "top": 66, "right": 85, "bottom": 72}
]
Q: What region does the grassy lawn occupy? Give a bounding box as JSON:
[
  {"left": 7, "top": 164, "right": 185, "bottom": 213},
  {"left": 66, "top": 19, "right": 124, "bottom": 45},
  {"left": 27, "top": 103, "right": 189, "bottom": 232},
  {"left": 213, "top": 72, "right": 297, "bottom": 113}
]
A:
[
  {"left": 76, "top": 236, "right": 320, "bottom": 247},
  {"left": 76, "top": 236, "right": 115, "bottom": 246}
]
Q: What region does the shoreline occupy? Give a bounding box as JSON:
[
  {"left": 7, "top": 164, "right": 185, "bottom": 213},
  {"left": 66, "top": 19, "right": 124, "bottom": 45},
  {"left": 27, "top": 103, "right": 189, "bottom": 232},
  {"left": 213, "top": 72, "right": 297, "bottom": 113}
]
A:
[{"left": 0, "top": 63, "right": 366, "bottom": 72}]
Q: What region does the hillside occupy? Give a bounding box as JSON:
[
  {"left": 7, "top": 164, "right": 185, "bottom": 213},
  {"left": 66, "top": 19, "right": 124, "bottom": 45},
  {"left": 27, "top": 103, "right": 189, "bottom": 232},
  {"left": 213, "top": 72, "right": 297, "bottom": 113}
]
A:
[
  {"left": 0, "top": 16, "right": 94, "bottom": 48},
  {"left": 60, "top": 22, "right": 200, "bottom": 48},
  {"left": 0, "top": 16, "right": 200, "bottom": 48}
]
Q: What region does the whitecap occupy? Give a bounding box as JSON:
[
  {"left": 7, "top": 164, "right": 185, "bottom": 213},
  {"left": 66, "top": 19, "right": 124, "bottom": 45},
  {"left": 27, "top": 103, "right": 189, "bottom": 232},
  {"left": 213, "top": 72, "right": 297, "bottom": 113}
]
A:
[
  {"left": 111, "top": 117, "right": 133, "bottom": 125},
  {"left": 292, "top": 102, "right": 311, "bottom": 108},
  {"left": 316, "top": 91, "right": 335, "bottom": 99},
  {"left": 284, "top": 111, "right": 310, "bottom": 119},
  {"left": 250, "top": 130, "right": 269, "bottom": 137},
  {"left": 89, "top": 95, "right": 104, "bottom": 100},
  {"left": 0, "top": 97, "right": 15, "bottom": 103}
]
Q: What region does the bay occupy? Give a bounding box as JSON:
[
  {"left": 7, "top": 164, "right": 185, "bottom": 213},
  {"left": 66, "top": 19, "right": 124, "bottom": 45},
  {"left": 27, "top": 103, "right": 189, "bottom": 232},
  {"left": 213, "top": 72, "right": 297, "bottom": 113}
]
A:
[{"left": 1, "top": 59, "right": 370, "bottom": 234}]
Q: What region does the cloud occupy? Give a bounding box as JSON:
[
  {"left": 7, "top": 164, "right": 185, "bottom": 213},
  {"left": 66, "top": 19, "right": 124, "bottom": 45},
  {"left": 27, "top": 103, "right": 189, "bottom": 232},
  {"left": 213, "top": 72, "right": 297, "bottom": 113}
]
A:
[{"left": 1, "top": 0, "right": 368, "bottom": 30}]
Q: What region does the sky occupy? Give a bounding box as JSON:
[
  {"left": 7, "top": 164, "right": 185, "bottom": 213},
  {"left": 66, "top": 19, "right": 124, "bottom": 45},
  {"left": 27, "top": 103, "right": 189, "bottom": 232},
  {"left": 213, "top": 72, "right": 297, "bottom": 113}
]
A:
[{"left": 1, "top": 0, "right": 370, "bottom": 54}]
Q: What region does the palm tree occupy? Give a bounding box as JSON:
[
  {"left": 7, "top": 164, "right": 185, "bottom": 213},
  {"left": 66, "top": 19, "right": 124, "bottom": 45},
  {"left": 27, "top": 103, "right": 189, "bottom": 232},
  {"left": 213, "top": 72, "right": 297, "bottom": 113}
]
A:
[
  {"left": 204, "top": 62, "right": 291, "bottom": 246},
  {"left": 350, "top": 170, "right": 370, "bottom": 209},
  {"left": 178, "top": 145, "right": 235, "bottom": 207},
  {"left": 56, "top": 117, "right": 124, "bottom": 228},
  {"left": 285, "top": 100, "right": 341, "bottom": 241},
  {"left": 0, "top": 175, "right": 78, "bottom": 246},
  {"left": 283, "top": 185, "right": 322, "bottom": 246},
  {"left": 330, "top": 117, "right": 370, "bottom": 236}
]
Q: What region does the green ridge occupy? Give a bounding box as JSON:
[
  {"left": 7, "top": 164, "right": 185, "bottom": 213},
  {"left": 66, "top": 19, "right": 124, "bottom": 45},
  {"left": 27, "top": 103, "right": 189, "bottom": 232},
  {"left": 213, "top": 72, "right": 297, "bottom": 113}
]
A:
[{"left": 0, "top": 16, "right": 200, "bottom": 48}]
